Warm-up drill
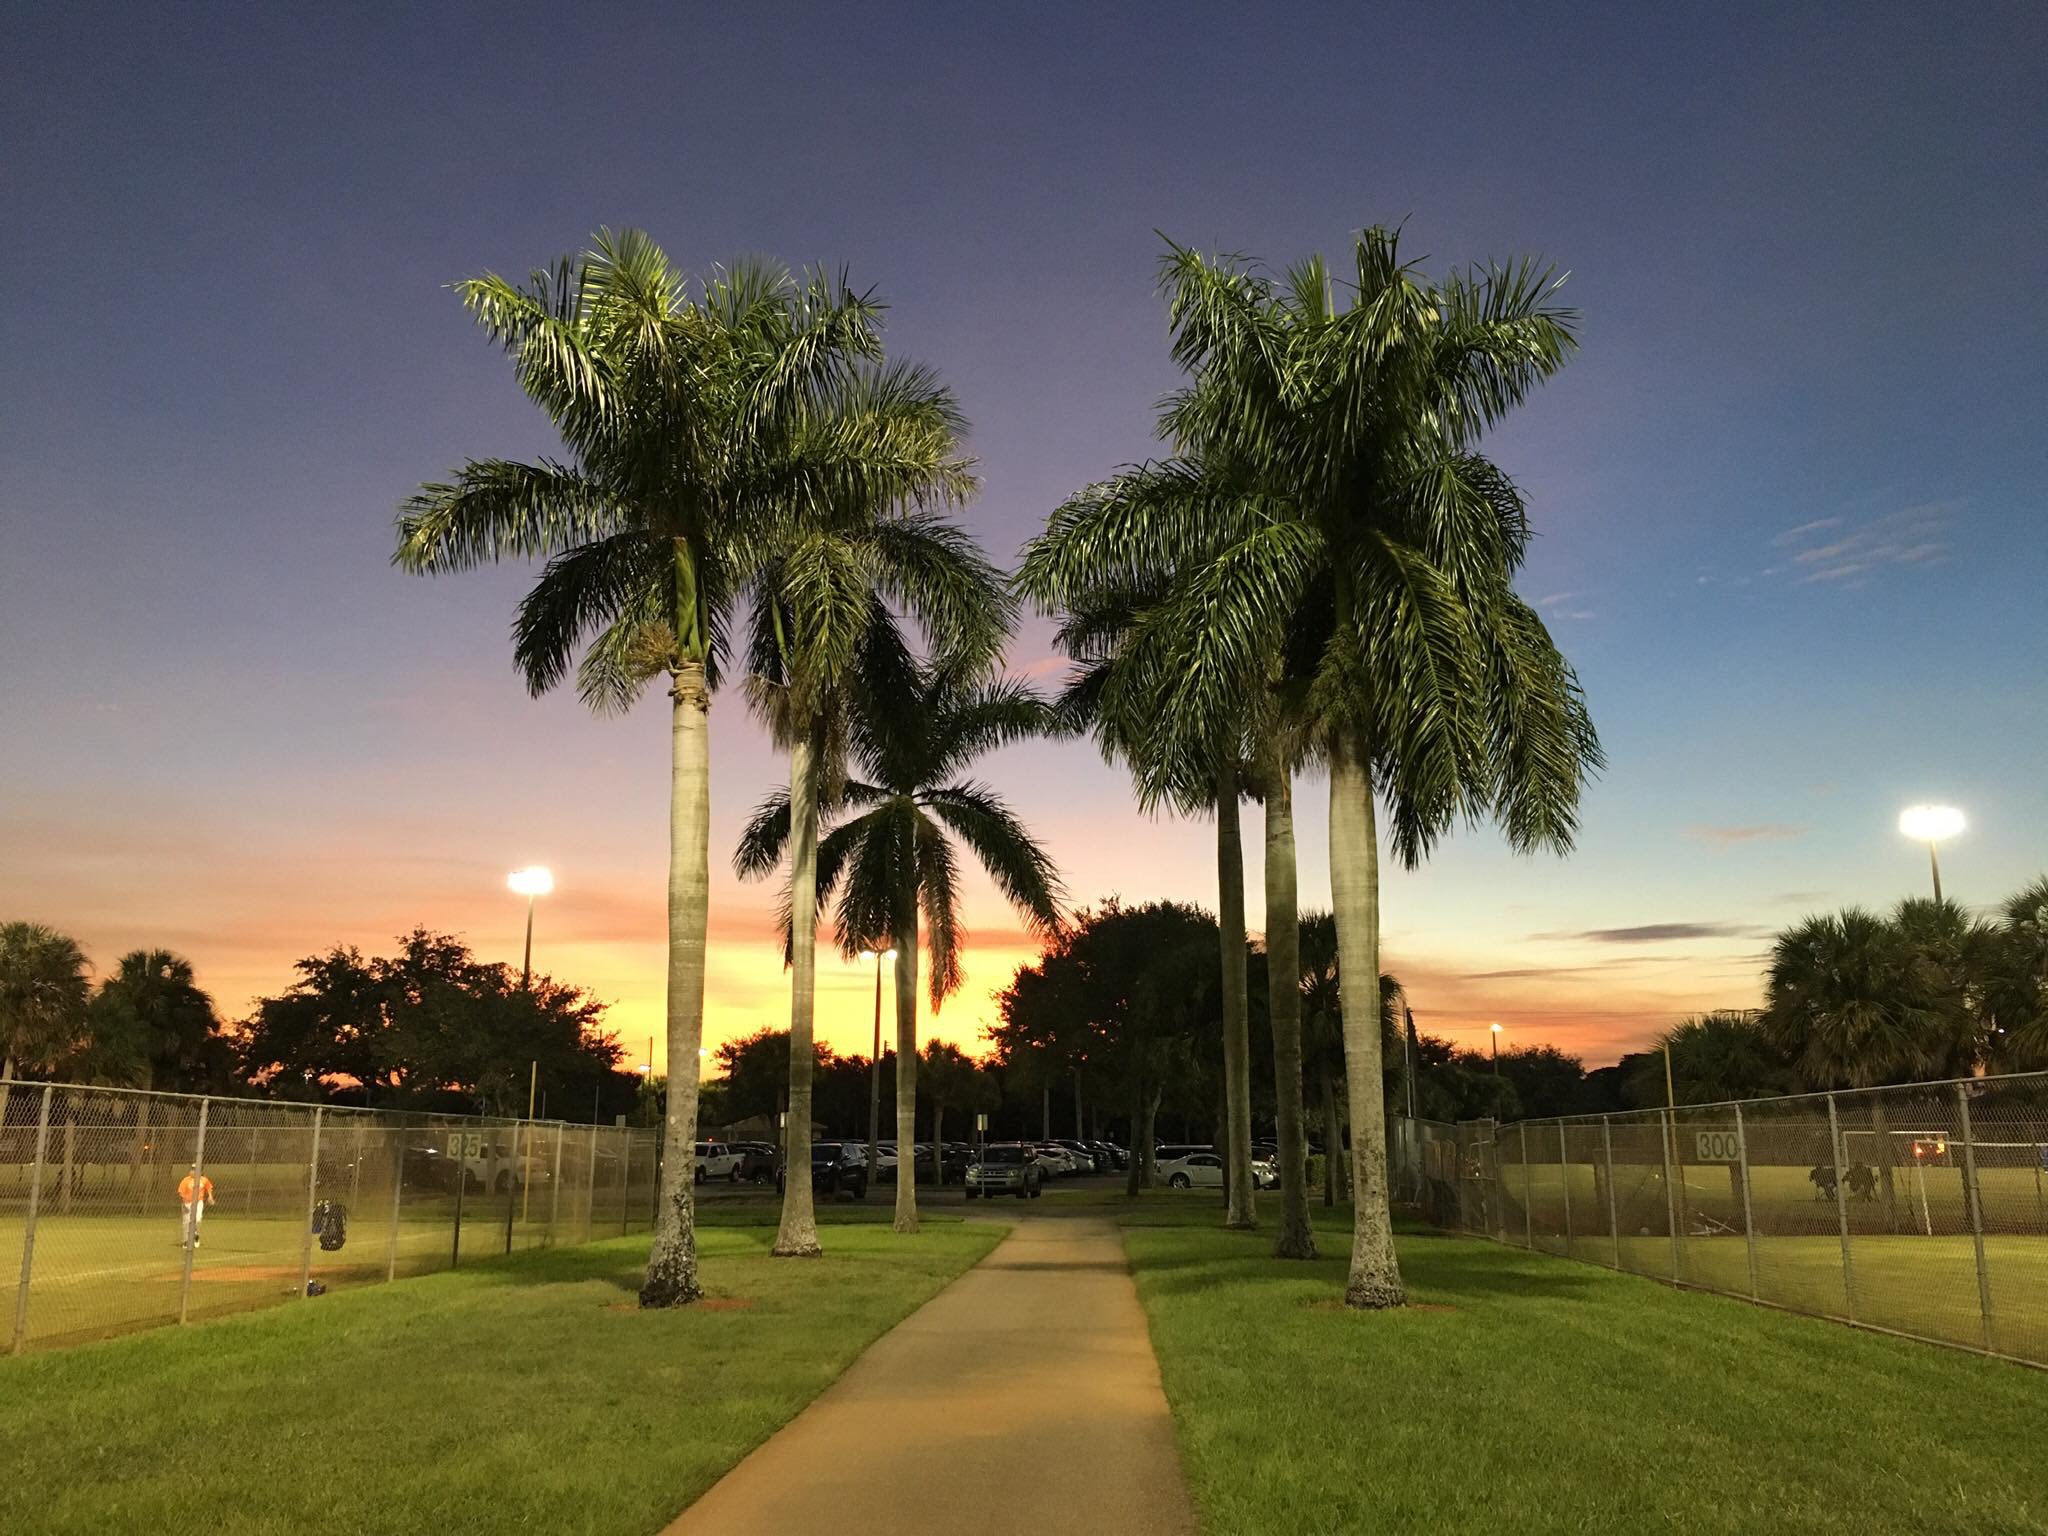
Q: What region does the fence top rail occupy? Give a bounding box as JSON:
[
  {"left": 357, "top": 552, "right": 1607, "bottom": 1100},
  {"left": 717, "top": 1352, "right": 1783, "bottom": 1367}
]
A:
[
  {"left": 1447, "top": 1065, "right": 2048, "bottom": 1133},
  {"left": 0, "top": 1077, "right": 638, "bottom": 1135}
]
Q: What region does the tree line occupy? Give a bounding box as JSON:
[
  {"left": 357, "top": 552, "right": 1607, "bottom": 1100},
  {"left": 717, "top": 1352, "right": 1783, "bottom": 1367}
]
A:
[{"left": 0, "top": 922, "right": 637, "bottom": 1121}]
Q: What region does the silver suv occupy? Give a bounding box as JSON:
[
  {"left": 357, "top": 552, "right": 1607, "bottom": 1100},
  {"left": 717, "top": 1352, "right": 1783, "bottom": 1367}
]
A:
[{"left": 965, "top": 1142, "right": 1044, "bottom": 1200}]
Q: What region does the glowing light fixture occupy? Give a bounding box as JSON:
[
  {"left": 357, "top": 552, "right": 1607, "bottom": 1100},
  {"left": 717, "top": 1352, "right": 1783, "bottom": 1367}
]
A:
[
  {"left": 507, "top": 866, "right": 553, "bottom": 986},
  {"left": 1897, "top": 806, "right": 1964, "bottom": 901}
]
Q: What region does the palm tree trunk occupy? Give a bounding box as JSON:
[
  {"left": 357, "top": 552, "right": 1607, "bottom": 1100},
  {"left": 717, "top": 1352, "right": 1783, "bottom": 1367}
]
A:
[
  {"left": 773, "top": 733, "right": 823, "bottom": 1257},
  {"left": 1125, "top": 1073, "right": 1147, "bottom": 1195},
  {"left": 1141, "top": 1082, "right": 1161, "bottom": 1184},
  {"left": 1263, "top": 761, "right": 1315, "bottom": 1258},
  {"left": 892, "top": 908, "right": 920, "bottom": 1234},
  {"left": 1321, "top": 1067, "right": 1342, "bottom": 1207},
  {"left": 1329, "top": 734, "right": 1404, "bottom": 1308},
  {"left": 639, "top": 661, "right": 710, "bottom": 1307},
  {"left": 1216, "top": 764, "right": 1257, "bottom": 1230}
]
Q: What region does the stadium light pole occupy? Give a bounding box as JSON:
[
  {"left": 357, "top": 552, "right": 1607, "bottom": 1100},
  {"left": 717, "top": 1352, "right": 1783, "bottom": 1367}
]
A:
[
  {"left": 1897, "top": 805, "right": 1964, "bottom": 902},
  {"left": 1490, "top": 1022, "right": 1503, "bottom": 1075},
  {"left": 866, "top": 947, "right": 896, "bottom": 1192},
  {"left": 507, "top": 866, "right": 554, "bottom": 987}
]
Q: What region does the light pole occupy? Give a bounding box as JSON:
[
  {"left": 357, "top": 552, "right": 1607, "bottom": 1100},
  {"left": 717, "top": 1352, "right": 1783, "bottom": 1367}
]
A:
[
  {"left": 866, "top": 947, "right": 896, "bottom": 1192},
  {"left": 1898, "top": 805, "right": 1964, "bottom": 903},
  {"left": 1490, "top": 1022, "right": 1503, "bottom": 1075},
  {"left": 507, "top": 866, "right": 554, "bottom": 987}
]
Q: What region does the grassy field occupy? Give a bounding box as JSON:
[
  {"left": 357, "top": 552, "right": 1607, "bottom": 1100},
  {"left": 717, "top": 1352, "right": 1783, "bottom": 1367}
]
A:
[
  {"left": 1123, "top": 1210, "right": 2048, "bottom": 1536},
  {"left": 0, "top": 1213, "right": 1005, "bottom": 1536}
]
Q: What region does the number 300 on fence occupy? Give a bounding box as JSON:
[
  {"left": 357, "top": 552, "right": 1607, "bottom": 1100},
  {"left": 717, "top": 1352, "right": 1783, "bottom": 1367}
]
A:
[{"left": 1694, "top": 1130, "right": 1741, "bottom": 1162}]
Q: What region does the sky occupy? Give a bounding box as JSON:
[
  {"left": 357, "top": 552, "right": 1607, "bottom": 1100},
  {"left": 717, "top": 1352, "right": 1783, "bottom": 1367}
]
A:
[{"left": 4, "top": 2, "right": 2044, "bottom": 1074}]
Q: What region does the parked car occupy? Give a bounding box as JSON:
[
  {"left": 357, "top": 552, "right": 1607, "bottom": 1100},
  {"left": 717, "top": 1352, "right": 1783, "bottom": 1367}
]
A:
[
  {"left": 1050, "top": 1139, "right": 1097, "bottom": 1175},
  {"left": 1158, "top": 1150, "right": 1224, "bottom": 1188},
  {"left": 1154, "top": 1143, "right": 1214, "bottom": 1167},
  {"left": 694, "top": 1140, "right": 744, "bottom": 1184},
  {"left": 1088, "top": 1141, "right": 1127, "bottom": 1172},
  {"left": 777, "top": 1141, "right": 869, "bottom": 1199},
  {"left": 871, "top": 1142, "right": 902, "bottom": 1183},
  {"left": 965, "top": 1143, "right": 1044, "bottom": 1200},
  {"left": 1032, "top": 1144, "right": 1076, "bottom": 1177},
  {"left": 733, "top": 1141, "right": 778, "bottom": 1183}
]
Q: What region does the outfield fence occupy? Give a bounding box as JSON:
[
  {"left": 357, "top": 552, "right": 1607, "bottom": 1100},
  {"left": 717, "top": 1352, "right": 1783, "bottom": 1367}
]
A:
[
  {"left": 1391, "top": 1069, "right": 2048, "bottom": 1368},
  {"left": 0, "top": 1079, "right": 665, "bottom": 1354}
]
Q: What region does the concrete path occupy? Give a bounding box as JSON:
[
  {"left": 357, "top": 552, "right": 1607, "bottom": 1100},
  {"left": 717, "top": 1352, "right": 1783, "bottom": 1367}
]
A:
[{"left": 663, "top": 1216, "right": 1197, "bottom": 1536}]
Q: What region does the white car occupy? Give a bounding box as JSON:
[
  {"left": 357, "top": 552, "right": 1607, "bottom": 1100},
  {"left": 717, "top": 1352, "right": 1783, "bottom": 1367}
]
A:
[
  {"left": 694, "top": 1141, "right": 744, "bottom": 1183},
  {"left": 1032, "top": 1144, "right": 1076, "bottom": 1177},
  {"left": 1159, "top": 1151, "right": 1223, "bottom": 1188}
]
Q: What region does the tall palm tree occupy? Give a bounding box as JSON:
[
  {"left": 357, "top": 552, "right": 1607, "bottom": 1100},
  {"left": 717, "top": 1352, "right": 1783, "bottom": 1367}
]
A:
[
  {"left": 397, "top": 230, "right": 952, "bottom": 1307},
  {"left": 1298, "top": 913, "right": 1404, "bottom": 1209},
  {"left": 0, "top": 922, "right": 92, "bottom": 1125},
  {"left": 1023, "top": 231, "right": 1598, "bottom": 1306},
  {"left": 738, "top": 662, "right": 1065, "bottom": 1232},
  {"left": 739, "top": 507, "right": 1008, "bottom": 1257},
  {"left": 1037, "top": 580, "right": 1261, "bottom": 1229}
]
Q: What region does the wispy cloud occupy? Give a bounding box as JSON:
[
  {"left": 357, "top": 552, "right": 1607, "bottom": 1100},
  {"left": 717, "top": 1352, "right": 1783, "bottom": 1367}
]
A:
[
  {"left": 1532, "top": 922, "right": 1767, "bottom": 944},
  {"left": 1684, "top": 823, "right": 1807, "bottom": 846},
  {"left": 1767, "top": 502, "right": 1961, "bottom": 587},
  {"left": 1003, "top": 654, "right": 1069, "bottom": 682}
]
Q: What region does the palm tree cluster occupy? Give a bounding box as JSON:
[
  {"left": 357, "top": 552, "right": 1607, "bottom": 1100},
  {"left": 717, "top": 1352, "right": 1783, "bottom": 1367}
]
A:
[
  {"left": 1020, "top": 229, "right": 1600, "bottom": 1303},
  {"left": 398, "top": 231, "right": 1063, "bottom": 1293},
  {"left": 1764, "top": 881, "right": 2048, "bottom": 1088}
]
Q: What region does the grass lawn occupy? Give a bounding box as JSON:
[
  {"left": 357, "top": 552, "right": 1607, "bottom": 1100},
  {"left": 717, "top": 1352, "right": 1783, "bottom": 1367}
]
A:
[
  {"left": 1124, "top": 1209, "right": 2048, "bottom": 1536},
  {"left": 1, "top": 1213, "right": 1006, "bottom": 1536}
]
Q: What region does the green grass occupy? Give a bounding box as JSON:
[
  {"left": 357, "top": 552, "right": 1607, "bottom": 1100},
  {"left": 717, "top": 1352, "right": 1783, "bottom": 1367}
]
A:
[
  {"left": 1124, "top": 1210, "right": 2048, "bottom": 1536},
  {"left": 0, "top": 1215, "right": 1006, "bottom": 1536}
]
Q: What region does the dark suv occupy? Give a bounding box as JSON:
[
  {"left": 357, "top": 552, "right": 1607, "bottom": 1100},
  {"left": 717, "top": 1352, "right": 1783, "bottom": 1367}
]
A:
[
  {"left": 777, "top": 1140, "right": 869, "bottom": 1199},
  {"left": 965, "top": 1142, "right": 1044, "bottom": 1200}
]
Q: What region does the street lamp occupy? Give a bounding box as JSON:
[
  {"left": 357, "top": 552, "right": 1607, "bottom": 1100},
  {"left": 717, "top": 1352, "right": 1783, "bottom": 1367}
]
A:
[
  {"left": 507, "top": 866, "right": 553, "bottom": 987},
  {"left": 1898, "top": 805, "right": 1965, "bottom": 902},
  {"left": 866, "top": 946, "right": 897, "bottom": 1192},
  {"left": 1489, "top": 1022, "right": 1503, "bottom": 1075}
]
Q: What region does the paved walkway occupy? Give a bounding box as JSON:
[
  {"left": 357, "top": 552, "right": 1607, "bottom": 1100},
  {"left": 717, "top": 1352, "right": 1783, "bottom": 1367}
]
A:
[{"left": 663, "top": 1216, "right": 1197, "bottom": 1536}]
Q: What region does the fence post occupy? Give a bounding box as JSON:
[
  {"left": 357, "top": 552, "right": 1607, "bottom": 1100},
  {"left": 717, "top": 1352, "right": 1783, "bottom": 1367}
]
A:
[
  {"left": 1955, "top": 1083, "right": 1995, "bottom": 1352},
  {"left": 1602, "top": 1115, "right": 1621, "bottom": 1269},
  {"left": 584, "top": 1123, "right": 600, "bottom": 1242},
  {"left": 451, "top": 1130, "right": 466, "bottom": 1270},
  {"left": 1826, "top": 1092, "right": 1856, "bottom": 1320},
  {"left": 11, "top": 1085, "right": 54, "bottom": 1355},
  {"left": 503, "top": 1120, "right": 522, "bottom": 1255},
  {"left": 547, "top": 1124, "right": 564, "bottom": 1247},
  {"left": 1659, "top": 1108, "right": 1680, "bottom": 1281},
  {"left": 1734, "top": 1102, "right": 1759, "bottom": 1300},
  {"left": 1519, "top": 1126, "right": 1533, "bottom": 1248},
  {"left": 385, "top": 1129, "right": 405, "bottom": 1282},
  {"left": 298, "top": 1105, "right": 325, "bottom": 1298},
  {"left": 1557, "top": 1122, "right": 1573, "bottom": 1256},
  {"left": 177, "top": 1098, "right": 211, "bottom": 1325},
  {"left": 618, "top": 1125, "right": 631, "bottom": 1238}
]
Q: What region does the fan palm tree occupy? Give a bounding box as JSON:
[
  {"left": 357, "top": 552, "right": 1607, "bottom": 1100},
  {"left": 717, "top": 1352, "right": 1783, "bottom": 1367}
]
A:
[
  {"left": 1763, "top": 908, "right": 1945, "bottom": 1089},
  {"left": 0, "top": 922, "right": 92, "bottom": 1125},
  {"left": 1022, "top": 230, "right": 1598, "bottom": 1306},
  {"left": 1989, "top": 877, "right": 2048, "bottom": 1064},
  {"left": 396, "top": 230, "right": 958, "bottom": 1306},
  {"left": 738, "top": 662, "right": 1065, "bottom": 1232},
  {"left": 739, "top": 507, "right": 1009, "bottom": 1257},
  {"left": 85, "top": 950, "right": 222, "bottom": 1090}
]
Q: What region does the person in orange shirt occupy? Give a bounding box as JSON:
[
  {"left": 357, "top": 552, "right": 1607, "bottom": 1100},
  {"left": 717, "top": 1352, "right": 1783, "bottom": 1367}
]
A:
[{"left": 177, "top": 1165, "right": 215, "bottom": 1248}]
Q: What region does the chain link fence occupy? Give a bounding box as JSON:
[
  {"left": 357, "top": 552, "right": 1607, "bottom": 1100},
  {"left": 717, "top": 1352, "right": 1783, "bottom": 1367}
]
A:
[
  {"left": 1392, "top": 1068, "right": 2048, "bottom": 1367},
  {"left": 0, "top": 1080, "right": 664, "bottom": 1354}
]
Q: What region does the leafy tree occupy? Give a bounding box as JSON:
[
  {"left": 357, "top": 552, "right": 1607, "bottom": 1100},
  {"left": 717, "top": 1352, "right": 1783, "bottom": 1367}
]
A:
[
  {"left": 397, "top": 231, "right": 942, "bottom": 1306},
  {"left": 918, "top": 1039, "right": 993, "bottom": 1176},
  {"left": 0, "top": 922, "right": 92, "bottom": 1126},
  {"left": 1022, "top": 230, "right": 1598, "bottom": 1307},
  {"left": 739, "top": 661, "right": 1063, "bottom": 1233},
  {"left": 238, "top": 930, "right": 620, "bottom": 1112}
]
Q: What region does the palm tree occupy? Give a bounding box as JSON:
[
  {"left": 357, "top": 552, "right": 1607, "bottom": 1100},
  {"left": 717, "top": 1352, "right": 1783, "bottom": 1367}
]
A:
[
  {"left": 739, "top": 507, "right": 1008, "bottom": 1257},
  {"left": 85, "top": 950, "right": 222, "bottom": 1089},
  {"left": 0, "top": 922, "right": 92, "bottom": 1126},
  {"left": 739, "top": 662, "right": 1064, "bottom": 1232},
  {"left": 396, "top": 230, "right": 954, "bottom": 1306},
  {"left": 1036, "top": 580, "right": 1261, "bottom": 1230},
  {"left": 1298, "top": 913, "right": 1405, "bottom": 1209},
  {"left": 1763, "top": 909, "right": 1943, "bottom": 1090},
  {"left": 1990, "top": 877, "right": 2048, "bottom": 1064},
  {"left": 1022, "top": 231, "right": 1598, "bottom": 1306}
]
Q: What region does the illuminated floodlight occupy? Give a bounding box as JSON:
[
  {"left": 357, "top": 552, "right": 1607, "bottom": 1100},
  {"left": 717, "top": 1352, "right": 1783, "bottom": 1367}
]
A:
[
  {"left": 507, "top": 865, "right": 555, "bottom": 897},
  {"left": 1898, "top": 806, "right": 1964, "bottom": 843}
]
